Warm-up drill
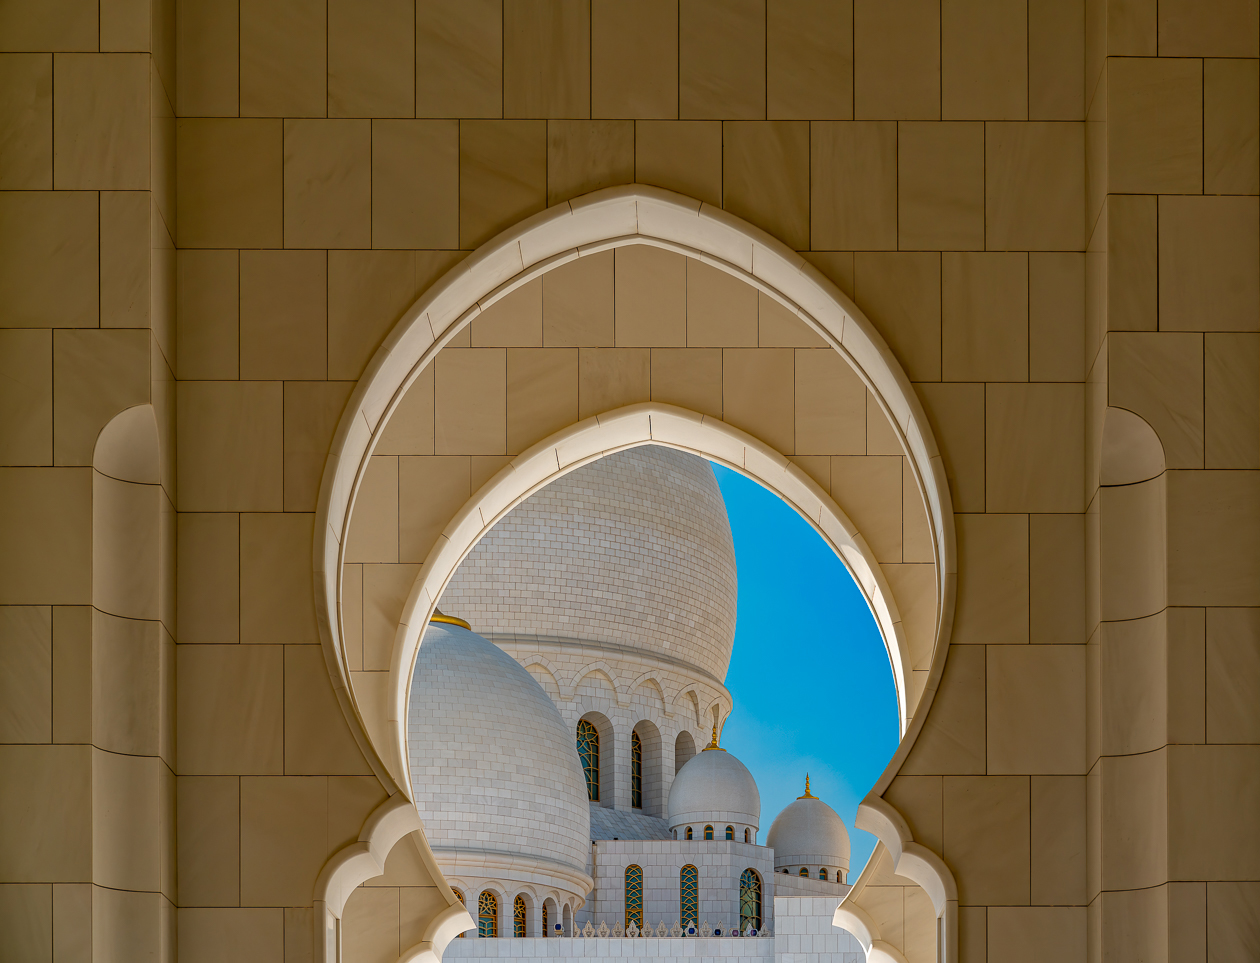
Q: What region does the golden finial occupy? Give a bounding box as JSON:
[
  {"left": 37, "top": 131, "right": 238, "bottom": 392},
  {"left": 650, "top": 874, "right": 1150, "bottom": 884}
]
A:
[
  {"left": 797, "top": 774, "right": 816, "bottom": 799},
  {"left": 703, "top": 722, "right": 725, "bottom": 751},
  {"left": 430, "top": 608, "right": 472, "bottom": 630}
]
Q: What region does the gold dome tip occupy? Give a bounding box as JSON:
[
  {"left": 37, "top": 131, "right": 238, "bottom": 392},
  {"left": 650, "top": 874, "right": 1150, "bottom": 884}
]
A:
[
  {"left": 797, "top": 774, "right": 817, "bottom": 800},
  {"left": 429, "top": 609, "right": 472, "bottom": 631},
  {"left": 702, "top": 722, "right": 725, "bottom": 751}
]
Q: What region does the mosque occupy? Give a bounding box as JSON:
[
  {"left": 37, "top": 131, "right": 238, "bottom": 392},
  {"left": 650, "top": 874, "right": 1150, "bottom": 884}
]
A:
[{"left": 407, "top": 446, "right": 863, "bottom": 958}]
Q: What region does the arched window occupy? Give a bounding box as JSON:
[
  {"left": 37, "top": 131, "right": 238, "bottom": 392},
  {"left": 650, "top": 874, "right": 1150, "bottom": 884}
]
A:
[
  {"left": 513, "top": 895, "right": 526, "bottom": 937},
  {"left": 704, "top": 825, "right": 714, "bottom": 840},
  {"left": 739, "top": 869, "right": 762, "bottom": 933},
  {"left": 744, "top": 828, "right": 751, "bottom": 843},
  {"left": 577, "top": 720, "right": 599, "bottom": 801},
  {"left": 631, "top": 729, "right": 643, "bottom": 809},
  {"left": 725, "top": 825, "right": 734, "bottom": 840},
  {"left": 685, "top": 826, "right": 693, "bottom": 840},
  {"left": 819, "top": 868, "right": 828, "bottom": 881},
  {"left": 542, "top": 901, "right": 549, "bottom": 937},
  {"left": 478, "top": 891, "right": 498, "bottom": 938},
  {"left": 453, "top": 888, "right": 466, "bottom": 938},
  {"left": 798, "top": 866, "right": 809, "bottom": 877},
  {"left": 624, "top": 864, "right": 644, "bottom": 929},
  {"left": 679, "top": 864, "right": 699, "bottom": 926}
]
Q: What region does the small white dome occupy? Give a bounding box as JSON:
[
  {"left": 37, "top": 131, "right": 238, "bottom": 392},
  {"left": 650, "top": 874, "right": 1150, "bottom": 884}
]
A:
[
  {"left": 765, "top": 782, "right": 851, "bottom": 874},
  {"left": 667, "top": 741, "right": 760, "bottom": 831},
  {"left": 407, "top": 619, "right": 590, "bottom": 874}
]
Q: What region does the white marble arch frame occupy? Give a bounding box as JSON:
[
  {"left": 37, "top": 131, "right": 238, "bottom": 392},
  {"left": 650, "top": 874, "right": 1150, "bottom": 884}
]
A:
[{"left": 312, "top": 184, "right": 960, "bottom": 954}]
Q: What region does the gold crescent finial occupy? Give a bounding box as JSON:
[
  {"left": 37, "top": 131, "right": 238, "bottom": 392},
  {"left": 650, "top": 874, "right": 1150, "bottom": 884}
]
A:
[
  {"left": 430, "top": 609, "right": 472, "bottom": 630},
  {"left": 703, "top": 722, "right": 724, "bottom": 751},
  {"left": 798, "top": 774, "right": 816, "bottom": 799}
]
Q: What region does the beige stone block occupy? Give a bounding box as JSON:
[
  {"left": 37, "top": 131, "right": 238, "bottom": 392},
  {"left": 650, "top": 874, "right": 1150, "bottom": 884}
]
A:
[
  {"left": 92, "top": 611, "right": 160, "bottom": 756},
  {"left": 901, "top": 462, "right": 933, "bottom": 562},
  {"left": 506, "top": 349, "right": 577, "bottom": 454},
  {"left": 177, "top": 250, "right": 237, "bottom": 381},
  {"left": 371, "top": 121, "right": 459, "bottom": 250},
  {"left": 899, "top": 122, "right": 984, "bottom": 251},
  {"left": 473, "top": 282, "right": 541, "bottom": 348},
  {"left": 51, "top": 607, "right": 91, "bottom": 744},
  {"left": 51, "top": 885, "right": 90, "bottom": 963},
  {"left": 1168, "top": 470, "right": 1260, "bottom": 607},
  {"left": 546, "top": 120, "right": 634, "bottom": 206},
  {"left": 342, "top": 886, "right": 399, "bottom": 963},
  {"left": 1207, "top": 881, "right": 1260, "bottom": 961},
  {"left": 942, "top": 0, "right": 1027, "bottom": 120},
  {"left": 282, "top": 120, "right": 370, "bottom": 249},
  {"left": 916, "top": 382, "right": 985, "bottom": 513},
  {"left": 52, "top": 329, "right": 148, "bottom": 467},
  {"left": 986, "top": 384, "right": 1084, "bottom": 513},
  {"left": 176, "top": 645, "right": 283, "bottom": 775},
  {"left": 854, "top": 253, "right": 942, "bottom": 382},
  {"left": 178, "top": 908, "right": 283, "bottom": 963},
  {"left": 433, "top": 349, "right": 506, "bottom": 455},
  {"left": 0, "top": 884, "right": 51, "bottom": 960},
  {"left": 942, "top": 252, "right": 1028, "bottom": 382},
  {"left": 328, "top": 777, "right": 388, "bottom": 855},
  {"left": 803, "top": 251, "right": 855, "bottom": 301},
  {"left": 1029, "top": 0, "right": 1084, "bottom": 120},
  {"left": 902, "top": 643, "right": 985, "bottom": 774},
  {"left": 92, "top": 749, "right": 160, "bottom": 893},
  {"left": 1167, "top": 607, "right": 1207, "bottom": 746},
  {"left": 1159, "top": 196, "right": 1259, "bottom": 333},
  {"left": 239, "top": 251, "right": 326, "bottom": 381},
  {"left": 0, "top": 744, "right": 91, "bottom": 881},
  {"left": 956, "top": 513, "right": 1029, "bottom": 643},
  {"left": 1108, "top": 57, "right": 1202, "bottom": 194},
  {"left": 853, "top": 0, "right": 940, "bottom": 120},
  {"left": 398, "top": 457, "right": 471, "bottom": 565},
  {"left": 98, "top": 191, "right": 150, "bottom": 332},
  {"left": 0, "top": 606, "right": 51, "bottom": 742},
  {"left": 1109, "top": 332, "right": 1203, "bottom": 468},
  {"left": 0, "top": 469, "right": 91, "bottom": 605},
  {"left": 1167, "top": 744, "right": 1260, "bottom": 880},
  {"left": 177, "top": 513, "right": 238, "bottom": 644},
  {"left": 0, "top": 0, "right": 96, "bottom": 51},
  {"left": 988, "top": 908, "right": 1086, "bottom": 963},
  {"left": 400, "top": 887, "right": 448, "bottom": 947},
  {"left": 416, "top": 0, "right": 501, "bottom": 119},
  {"left": 283, "top": 382, "right": 353, "bottom": 512},
  {"left": 1206, "top": 333, "right": 1260, "bottom": 470},
  {"left": 53, "top": 54, "right": 148, "bottom": 190},
  {"left": 1105, "top": 193, "right": 1159, "bottom": 333},
  {"left": 830, "top": 457, "right": 902, "bottom": 562},
  {"left": 176, "top": 119, "right": 282, "bottom": 248},
  {"left": 679, "top": 0, "right": 765, "bottom": 120},
  {"left": 1204, "top": 59, "right": 1260, "bottom": 196},
  {"left": 240, "top": 776, "right": 329, "bottom": 906},
  {"left": 284, "top": 906, "right": 314, "bottom": 963},
  {"left": 758, "top": 291, "right": 829, "bottom": 348},
  {"left": 177, "top": 0, "right": 238, "bottom": 117},
  {"left": 1029, "top": 514, "right": 1085, "bottom": 645},
  {"left": 1099, "top": 475, "right": 1167, "bottom": 622},
  {"left": 0, "top": 54, "right": 51, "bottom": 189},
  {"left": 1102, "top": 610, "right": 1173, "bottom": 753},
  {"left": 0, "top": 191, "right": 98, "bottom": 328},
  {"left": 240, "top": 0, "right": 325, "bottom": 117},
  {"left": 613, "top": 246, "right": 686, "bottom": 347},
  {"left": 377, "top": 368, "right": 435, "bottom": 457},
  {"left": 178, "top": 381, "right": 283, "bottom": 513},
  {"left": 503, "top": 0, "right": 589, "bottom": 119},
  {"left": 988, "top": 645, "right": 1086, "bottom": 773},
  {"left": 284, "top": 645, "right": 370, "bottom": 775},
  {"left": 1030, "top": 253, "right": 1084, "bottom": 382},
  {"left": 883, "top": 775, "right": 942, "bottom": 852},
  {"left": 0, "top": 330, "right": 51, "bottom": 465},
  {"left": 810, "top": 122, "right": 897, "bottom": 250},
  {"left": 722, "top": 121, "right": 810, "bottom": 250},
  {"left": 943, "top": 775, "right": 1030, "bottom": 905},
  {"left": 459, "top": 120, "right": 547, "bottom": 250},
  {"left": 959, "top": 905, "right": 986, "bottom": 963},
  {"left": 794, "top": 351, "right": 866, "bottom": 455},
  {"left": 868, "top": 392, "right": 904, "bottom": 455},
  {"left": 327, "top": 251, "right": 420, "bottom": 382},
  {"left": 361, "top": 563, "right": 421, "bottom": 669},
  {"left": 634, "top": 121, "right": 722, "bottom": 206},
  {"left": 342, "top": 563, "right": 363, "bottom": 672},
  {"left": 590, "top": 0, "right": 676, "bottom": 119},
  {"left": 1159, "top": 0, "right": 1259, "bottom": 57},
  {"left": 328, "top": 0, "right": 413, "bottom": 117},
  {"left": 239, "top": 513, "right": 317, "bottom": 646},
  {"left": 684, "top": 259, "right": 757, "bottom": 347},
  {"left": 767, "top": 0, "right": 852, "bottom": 120},
  {"left": 177, "top": 777, "right": 238, "bottom": 907},
  {"left": 542, "top": 251, "right": 614, "bottom": 347},
  {"left": 578, "top": 348, "right": 651, "bottom": 419},
  {"left": 1206, "top": 608, "right": 1260, "bottom": 744},
  {"left": 722, "top": 348, "right": 794, "bottom": 454},
  {"left": 650, "top": 348, "right": 722, "bottom": 419},
  {"left": 1031, "top": 776, "right": 1086, "bottom": 905},
  {"left": 986, "top": 122, "right": 1083, "bottom": 252},
  {"left": 344, "top": 455, "right": 397, "bottom": 563}
]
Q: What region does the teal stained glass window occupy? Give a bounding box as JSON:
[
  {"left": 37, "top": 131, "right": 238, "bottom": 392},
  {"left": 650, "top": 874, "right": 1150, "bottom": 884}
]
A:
[
  {"left": 478, "top": 891, "right": 498, "bottom": 938},
  {"left": 577, "top": 720, "right": 599, "bottom": 801},
  {"left": 625, "top": 864, "right": 644, "bottom": 929},
  {"left": 680, "top": 864, "right": 699, "bottom": 926},
  {"left": 739, "top": 869, "right": 762, "bottom": 933},
  {"left": 631, "top": 729, "right": 643, "bottom": 809}
]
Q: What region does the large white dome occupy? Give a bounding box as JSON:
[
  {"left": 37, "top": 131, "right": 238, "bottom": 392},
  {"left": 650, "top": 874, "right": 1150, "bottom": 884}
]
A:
[
  {"left": 765, "top": 785, "right": 851, "bottom": 875},
  {"left": 439, "top": 445, "right": 738, "bottom": 681},
  {"left": 666, "top": 743, "right": 761, "bottom": 832},
  {"left": 407, "top": 619, "right": 590, "bottom": 875}
]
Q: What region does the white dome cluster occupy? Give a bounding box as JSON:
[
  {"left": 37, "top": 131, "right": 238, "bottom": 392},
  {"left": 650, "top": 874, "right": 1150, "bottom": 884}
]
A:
[
  {"left": 666, "top": 732, "right": 761, "bottom": 841},
  {"left": 765, "top": 778, "right": 851, "bottom": 882}
]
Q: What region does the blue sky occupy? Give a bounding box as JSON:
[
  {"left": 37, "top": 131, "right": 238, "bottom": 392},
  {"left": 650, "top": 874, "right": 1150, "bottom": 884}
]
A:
[{"left": 711, "top": 464, "right": 900, "bottom": 875}]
